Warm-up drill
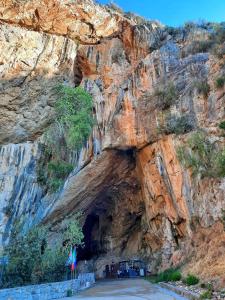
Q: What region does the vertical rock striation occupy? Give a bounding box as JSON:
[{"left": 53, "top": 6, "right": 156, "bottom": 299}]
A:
[{"left": 0, "top": 0, "right": 224, "bottom": 285}]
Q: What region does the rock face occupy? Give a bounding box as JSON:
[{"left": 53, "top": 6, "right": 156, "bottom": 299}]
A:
[{"left": 0, "top": 0, "right": 225, "bottom": 286}]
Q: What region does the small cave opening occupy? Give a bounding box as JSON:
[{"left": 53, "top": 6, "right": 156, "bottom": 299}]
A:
[
  {"left": 78, "top": 214, "right": 101, "bottom": 260},
  {"left": 73, "top": 56, "right": 83, "bottom": 87}
]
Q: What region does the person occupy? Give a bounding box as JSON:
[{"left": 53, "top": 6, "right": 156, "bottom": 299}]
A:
[
  {"left": 110, "top": 261, "right": 115, "bottom": 278},
  {"left": 117, "top": 269, "right": 121, "bottom": 278},
  {"left": 105, "top": 264, "right": 110, "bottom": 278}
]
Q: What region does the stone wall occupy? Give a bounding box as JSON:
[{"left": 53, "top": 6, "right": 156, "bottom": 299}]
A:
[{"left": 0, "top": 273, "right": 95, "bottom": 300}]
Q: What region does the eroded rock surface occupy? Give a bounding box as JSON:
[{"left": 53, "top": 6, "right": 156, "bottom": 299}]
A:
[{"left": 0, "top": 0, "right": 225, "bottom": 286}]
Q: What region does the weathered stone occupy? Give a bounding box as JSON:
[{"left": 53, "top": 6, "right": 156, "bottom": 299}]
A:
[{"left": 0, "top": 0, "right": 225, "bottom": 289}]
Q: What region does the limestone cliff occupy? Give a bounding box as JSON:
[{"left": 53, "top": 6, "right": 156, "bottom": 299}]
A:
[{"left": 0, "top": 0, "right": 225, "bottom": 287}]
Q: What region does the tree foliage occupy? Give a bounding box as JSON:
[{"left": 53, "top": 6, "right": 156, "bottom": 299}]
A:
[
  {"left": 2, "top": 215, "right": 84, "bottom": 288},
  {"left": 37, "top": 85, "right": 94, "bottom": 193},
  {"left": 54, "top": 85, "right": 94, "bottom": 150}
]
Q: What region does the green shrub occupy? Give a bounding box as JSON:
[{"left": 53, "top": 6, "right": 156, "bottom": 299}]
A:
[
  {"left": 67, "top": 289, "right": 73, "bottom": 297},
  {"left": 3, "top": 216, "right": 84, "bottom": 288},
  {"left": 153, "top": 268, "right": 182, "bottom": 283},
  {"left": 54, "top": 85, "right": 94, "bottom": 150},
  {"left": 194, "top": 81, "right": 210, "bottom": 97},
  {"left": 170, "top": 271, "right": 182, "bottom": 281},
  {"left": 219, "top": 121, "right": 225, "bottom": 130},
  {"left": 47, "top": 160, "right": 74, "bottom": 191},
  {"left": 177, "top": 131, "right": 225, "bottom": 178},
  {"left": 3, "top": 225, "right": 47, "bottom": 287},
  {"left": 48, "top": 178, "right": 64, "bottom": 193},
  {"left": 164, "top": 114, "right": 194, "bottom": 135},
  {"left": 38, "top": 157, "right": 74, "bottom": 192},
  {"left": 183, "top": 274, "right": 199, "bottom": 286},
  {"left": 215, "top": 76, "right": 225, "bottom": 89},
  {"left": 37, "top": 85, "right": 94, "bottom": 193},
  {"left": 47, "top": 161, "right": 73, "bottom": 178},
  {"left": 216, "top": 150, "right": 225, "bottom": 177},
  {"left": 154, "top": 82, "right": 178, "bottom": 110},
  {"left": 200, "top": 290, "right": 213, "bottom": 299}
]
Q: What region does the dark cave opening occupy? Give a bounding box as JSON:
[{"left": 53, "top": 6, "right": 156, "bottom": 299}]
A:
[
  {"left": 78, "top": 214, "right": 101, "bottom": 260},
  {"left": 76, "top": 148, "right": 142, "bottom": 263}
]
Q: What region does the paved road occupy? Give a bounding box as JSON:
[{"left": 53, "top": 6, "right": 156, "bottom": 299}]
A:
[{"left": 61, "top": 279, "right": 188, "bottom": 300}]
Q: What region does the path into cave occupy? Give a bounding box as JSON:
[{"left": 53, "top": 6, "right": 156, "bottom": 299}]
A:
[{"left": 60, "top": 279, "right": 188, "bottom": 300}]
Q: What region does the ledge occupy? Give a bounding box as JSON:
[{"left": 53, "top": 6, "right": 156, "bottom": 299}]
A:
[{"left": 159, "top": 282, "right": 200, "bottom": 300}]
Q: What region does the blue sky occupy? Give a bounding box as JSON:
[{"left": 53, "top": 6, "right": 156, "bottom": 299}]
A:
[{"left": 98, "top": 0, "right": 225, "bottom": 27}]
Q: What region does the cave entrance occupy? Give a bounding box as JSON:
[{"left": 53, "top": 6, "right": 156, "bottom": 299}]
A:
[{"left": 78, "top": 214, "right": 101, "bottom": 260}]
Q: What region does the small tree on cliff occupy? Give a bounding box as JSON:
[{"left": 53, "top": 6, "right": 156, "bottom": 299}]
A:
[{"left": 47, "top": 85, "right": 94, "bottom": 151}]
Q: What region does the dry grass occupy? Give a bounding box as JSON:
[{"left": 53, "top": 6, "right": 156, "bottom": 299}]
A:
[{"left": 183, "top": 222, "right": 225, "bottom": 289}]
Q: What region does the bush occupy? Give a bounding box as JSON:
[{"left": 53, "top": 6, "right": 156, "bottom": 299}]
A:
[
  {"left": 3, "top": 225, "right": 47, "bottom": 287},
  {"left": 216, "top": 149, "right": 225, "bottom": 177},
  {"left": 153, "top": 268, "right": 182, "bottom": 283},
  {"left": 107, "top": 2, "right": 124, "bottom": 14},
  {"left": 165, "top": 26, "right": 184, "bottom": 37},
  {"left": 183, "top": 274, "right": 199, "bottom": 286},
  {"left": 48, "top": 178, "right": 64, "bottom": 192},
  {"left": 37, "top": 85, "right": 94, "bottom": 193},
  {"left": 154, "top": 82, "right": 178, "bottom": 110},
  {"left": 212, "top": 24, "right": 225, "bottom": 44},
  {"left": 215, "top": 76, "right": 225, "bottom": 89},
  {"left": 163, "top": 114, "right": 194, "bottom": 135},
  {"left": 200, "top": 290, "right": 213, "bottom": 299},
  {"left": 187, "top": 40, "right": 214, "bottom": 55},
  {"left": 170, "top": 271, "right": 182, "bottom": 281},
  {"left": 219, "top": 121, "right": 225, "bottom": 130},
  {"left": 194, "top": 81, "right": 210, "bottom": 97},
  {"left": 47, "top": 160, "right": 73, "bottom": 192},
  {"left": 54, "top": 85, "right": 94, "bottom": 150},
  {"left": 67, "top": 289, "right": 73, "bottom": 297},
  {"left": 38, "top": 157, "right": 74, "bottom": 193},
  {"left": 3, "top": 216, "right": 84, "bottom": 288},
  {"left": 211, "top": 43, "right": 225, "bottom": 59},
  {"left": 177, "top": 131, "right": 225, "bottom": 178}
]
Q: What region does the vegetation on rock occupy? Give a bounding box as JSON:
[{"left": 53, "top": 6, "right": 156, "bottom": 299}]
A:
[
  {"left": 215, "top": 76, "right": 225, "bottom": 89},
  {"left": 53, "top": 85, "right": 94, "bottom": 150},
  {"left": 219, "top": 121, "right": 225, "bottom": 130},
  {"left": 194, "top": 80, "right": 210, "bottom": 98},
  {"left": 149, "top": 268, "right": 182, "bottom": 283},
  {"left": 37, "top": 85, "right": 94, "bottom": 193},
  {"left": 154, "top": 82, "right": 178, "bottom": 110},
  {"left": 159, "top": 114, "right": 194, "bottom": 135},
  {"left": 183, "top": 274, "right": 200, "bottom": 286},
  {"left": 186, "top": 40, "right": 214, "bottom": 55},
  {"left": 200, "top": 290, "right": 213, "bottom": 299},
  {"left": 181, "top": 22, "right": 225, "bottom": 58},
  {"left": 177, "top": 131, "right": 225, "bottom": 178},
  {"left": 2, "top": 215, "right": 84, "bottom": 288}
]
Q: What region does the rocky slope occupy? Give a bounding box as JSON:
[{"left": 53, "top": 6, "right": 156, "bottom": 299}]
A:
[{"left": 0, "top": 0, "right": 225, "bottom": 287}]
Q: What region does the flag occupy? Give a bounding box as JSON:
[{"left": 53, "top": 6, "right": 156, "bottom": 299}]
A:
[
  {"left": 66, "top": 246, "right": 73, "bottom": 266},
  {"left": 71, "top": 246, "right": 77, "bottom": 271}
]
